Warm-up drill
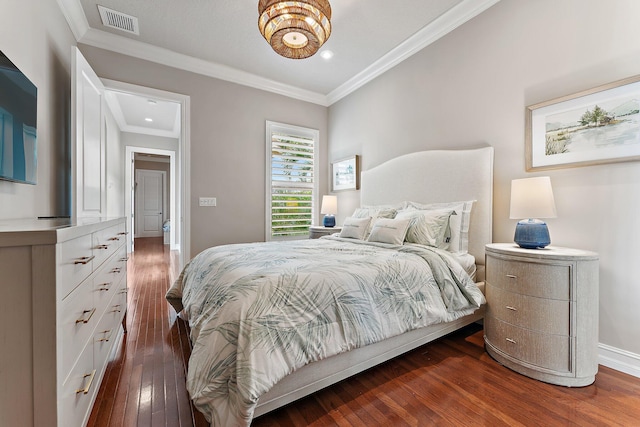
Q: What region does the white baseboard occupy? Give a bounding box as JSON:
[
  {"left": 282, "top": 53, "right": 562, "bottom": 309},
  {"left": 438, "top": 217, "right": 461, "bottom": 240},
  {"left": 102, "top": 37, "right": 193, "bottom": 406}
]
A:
[{"left": 599, "top": 343, "right": 640, "bottom": 379}]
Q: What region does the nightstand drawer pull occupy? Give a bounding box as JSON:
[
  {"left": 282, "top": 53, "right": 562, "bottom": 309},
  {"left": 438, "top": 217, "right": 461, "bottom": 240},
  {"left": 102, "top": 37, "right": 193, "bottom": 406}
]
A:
[
  {"left": 505, "top": 338, "right": 517, "bottom": 344},
  {"left": 506, "top": 274, "right": 517, "bottom": 279},
  {"left": 506, "top": 306, "right": 518, "bottom": 311}
]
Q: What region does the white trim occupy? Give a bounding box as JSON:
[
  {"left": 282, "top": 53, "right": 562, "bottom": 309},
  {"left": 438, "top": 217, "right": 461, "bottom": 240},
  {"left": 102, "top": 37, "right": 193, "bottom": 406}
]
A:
[
  {"left": 599, "top": 343, "right": 640, "bottom": 379},
  {"left": 57, "top": 0, "right": 500, "bottom": 106},
  {"left": 326, "top": 0, "right": 501, "bottom": 105},
  {"left": 81, "top": 28, "right": 327, "bottom": 106},
  {"left": 56, "top": 0, "right": 89, "bottom": 41}
]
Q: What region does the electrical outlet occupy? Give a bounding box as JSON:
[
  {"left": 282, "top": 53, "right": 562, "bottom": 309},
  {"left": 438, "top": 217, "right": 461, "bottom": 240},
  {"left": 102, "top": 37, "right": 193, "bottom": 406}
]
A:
[{"left": 199, "top": 197, "right": 217, "bottom": 207}]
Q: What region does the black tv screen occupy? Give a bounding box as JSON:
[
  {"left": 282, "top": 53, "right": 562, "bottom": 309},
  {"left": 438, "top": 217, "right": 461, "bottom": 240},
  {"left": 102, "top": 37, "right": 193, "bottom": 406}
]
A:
[{"left": 0, "top": 50, "right": 37, "bottom": 184}]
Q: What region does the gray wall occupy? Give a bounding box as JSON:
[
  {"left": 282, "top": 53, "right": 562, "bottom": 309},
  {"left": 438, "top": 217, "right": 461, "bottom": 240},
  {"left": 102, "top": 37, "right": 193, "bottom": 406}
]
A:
[
  {"left": 329, "top": 0, "right": 640, "bottom": 357},
  {"left": 80, "top": 45, "right": 329, "bottom": 256},
  {"left": 0, "top": 0, "right": 75, "bottom": 219}
]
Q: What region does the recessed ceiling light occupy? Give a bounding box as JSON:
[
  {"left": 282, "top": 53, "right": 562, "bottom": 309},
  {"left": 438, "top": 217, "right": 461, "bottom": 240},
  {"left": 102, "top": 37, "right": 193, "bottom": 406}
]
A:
[
  {"left": 320, "top": 50, "right": 334, "bottom": 60},
  {"left": 145, "top": 118, "right": 153, "bottom": 122}
]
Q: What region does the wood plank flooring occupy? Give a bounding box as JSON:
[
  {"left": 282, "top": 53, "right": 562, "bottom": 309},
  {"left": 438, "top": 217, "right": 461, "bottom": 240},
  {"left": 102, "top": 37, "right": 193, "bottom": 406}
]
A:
[{"left": 88, "top": 237, "right": 640, "bottom": 427}]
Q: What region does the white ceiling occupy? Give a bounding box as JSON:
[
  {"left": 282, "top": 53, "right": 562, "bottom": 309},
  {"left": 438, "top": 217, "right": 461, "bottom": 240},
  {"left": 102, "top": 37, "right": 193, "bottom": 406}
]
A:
[{"left": 59, "top": 0, "right": 500, "bottom": 106}]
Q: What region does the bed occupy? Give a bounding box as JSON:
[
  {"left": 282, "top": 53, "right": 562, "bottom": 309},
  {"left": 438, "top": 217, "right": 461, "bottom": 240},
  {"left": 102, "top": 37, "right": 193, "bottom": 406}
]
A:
[{"left": 167, "top": 146, "right": 494, "bottom": 426}]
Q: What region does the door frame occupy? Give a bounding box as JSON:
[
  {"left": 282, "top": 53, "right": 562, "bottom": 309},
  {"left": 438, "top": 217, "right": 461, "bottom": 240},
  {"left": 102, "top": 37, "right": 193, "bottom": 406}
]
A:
[
  {"left": 106, "top": 79, "right": 191, "bottom": 267},
  {"left": 134, "top": 168, "right": 167, "bottom": 238}
]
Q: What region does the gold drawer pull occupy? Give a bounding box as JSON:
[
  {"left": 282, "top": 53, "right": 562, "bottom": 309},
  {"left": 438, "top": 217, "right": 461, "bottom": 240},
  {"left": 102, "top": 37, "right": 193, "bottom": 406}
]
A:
[
  {"left": 108, "top": 237, "right": 120, "bottom": 241},
  {"left": 111, "top": 267, "right": 122, "bottom": 274},
  {"left": 76, "top": 370, "right": 96, "bottom": 394},
  {"left": 119, "top": 257, "right": 129, "bottom": 262},
  {"left": 506, "top": 338, "right": 517, "bottom": 344},
  {"left": 118, "top": 287, "right": 129, "bottom": 294},
  {"left": 506, "top": 274, "right": 517, "bottom": 279},
  {"left": 97, "top": 282, "right": 112, "bottom": 291},
  {"left": 74, "top": 255, "right": 95, "bottom": 265},
  {"left": 506, "top": 306, "right": 518, "bottom": 311},
  {"left": 76, "top": 308, "right": 97, "bottom": 324},
  {"left": 96, "top": 244, "right": 109, "bottom": 250},
  {"left": 117, "top": 232, "right": 129, "bottom": 236},
  {"left": 111, "top": 304, "right": 122, "bottom": 313},
  {"left": 98, "top": 329, "right": 112, "bottom": 342}
]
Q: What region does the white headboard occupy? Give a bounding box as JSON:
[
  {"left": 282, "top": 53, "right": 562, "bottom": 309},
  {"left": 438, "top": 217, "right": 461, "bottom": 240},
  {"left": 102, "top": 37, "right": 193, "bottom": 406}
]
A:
[{"left": 361, "top": 147, "right": 494, "bottom": 268}]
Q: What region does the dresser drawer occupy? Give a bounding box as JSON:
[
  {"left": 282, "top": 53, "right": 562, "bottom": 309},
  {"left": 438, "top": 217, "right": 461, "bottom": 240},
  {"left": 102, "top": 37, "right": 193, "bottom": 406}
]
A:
[
  {"left": 94, "top": 293, "right": 124, "bottom": 371},
  {"left": 486, "top": 284, "right": 570, "bottom": 335},
  {"left": 59, "top": 344, "right": 96, "bottom": 427},
  {"left": 58, "top": 234, "right": 95, "bottom": 300},
  {"left": 92, "top": 223, "right": 126, "bottom": 269},
  {"left": 486, "top": 255, "right": 570, "bottom": 300},
  {"left": 92, "top": 246, "right": 127, "bottom": 314},
  {"left": 485, "top": 316, "right": 571, "bottom": 372},
  {"left": 59, "top": 281, "right": 97, "bottom": 382}
]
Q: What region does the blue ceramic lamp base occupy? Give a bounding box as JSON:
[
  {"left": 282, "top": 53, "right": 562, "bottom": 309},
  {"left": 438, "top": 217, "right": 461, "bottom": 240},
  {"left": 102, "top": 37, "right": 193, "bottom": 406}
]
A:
[
  {"left": 514, "top": 219, "right": 550, "bottom": 249},
  {"left": 323, "top": 215, "right": 336, "bottom": 227}
]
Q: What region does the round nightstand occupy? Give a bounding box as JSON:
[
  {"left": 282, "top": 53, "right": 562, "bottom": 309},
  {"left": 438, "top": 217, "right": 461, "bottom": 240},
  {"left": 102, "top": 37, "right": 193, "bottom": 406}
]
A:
[
  {"left": 484, "top": 243, "right": 599, "bottom": 386},
  {"left": 309, "top": 225, "right": 342, "bottom": 239}
]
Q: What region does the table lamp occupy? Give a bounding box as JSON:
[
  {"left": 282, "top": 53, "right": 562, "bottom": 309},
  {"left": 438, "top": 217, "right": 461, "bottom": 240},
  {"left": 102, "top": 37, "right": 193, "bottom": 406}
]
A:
[
  {"left": 321, "top": 195, "right": 337, "bottom": 227},
  {"left": 510, "top": 176, "right": 557, "bottom": 249}
]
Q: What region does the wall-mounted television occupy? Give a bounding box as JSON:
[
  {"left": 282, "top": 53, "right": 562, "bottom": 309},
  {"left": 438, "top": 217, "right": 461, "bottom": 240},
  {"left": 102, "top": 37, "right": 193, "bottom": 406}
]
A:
[{"left": 0, "top": 50, "right": 37, "bottom": 184}]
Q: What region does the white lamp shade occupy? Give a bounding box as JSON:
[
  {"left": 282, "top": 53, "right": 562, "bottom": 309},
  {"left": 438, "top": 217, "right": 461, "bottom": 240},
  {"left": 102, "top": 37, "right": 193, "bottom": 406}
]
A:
[
  {"left": 510, "top": 176, "right": 557, "bottom": 219},
  {"left": 320, "top": 195, "right": 337, "bottom": 215}
]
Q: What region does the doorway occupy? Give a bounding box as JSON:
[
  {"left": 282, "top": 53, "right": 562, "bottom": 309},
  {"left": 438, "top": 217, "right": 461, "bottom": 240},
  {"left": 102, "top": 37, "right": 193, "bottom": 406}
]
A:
[
  {"left": 135, "top": 169, "right": 166, "bottom": 238},
  {"left": 104, "top": 79, "right": 191, "bottom": 268}
]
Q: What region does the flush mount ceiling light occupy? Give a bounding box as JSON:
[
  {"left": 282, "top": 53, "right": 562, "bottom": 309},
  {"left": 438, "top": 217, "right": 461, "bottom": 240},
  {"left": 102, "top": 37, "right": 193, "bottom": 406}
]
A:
[{"left": 258, "top": 0, "right": 332, "bottom": 59}]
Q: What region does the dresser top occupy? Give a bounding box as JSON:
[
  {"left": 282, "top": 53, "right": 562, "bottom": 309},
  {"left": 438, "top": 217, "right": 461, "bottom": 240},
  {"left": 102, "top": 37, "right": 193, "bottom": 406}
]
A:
[
  {"left": 0, "top": 217, "right": 125, "bottom": 247},
  {"left": 486, "top": 243, "right": 598, "bottom": 261}
]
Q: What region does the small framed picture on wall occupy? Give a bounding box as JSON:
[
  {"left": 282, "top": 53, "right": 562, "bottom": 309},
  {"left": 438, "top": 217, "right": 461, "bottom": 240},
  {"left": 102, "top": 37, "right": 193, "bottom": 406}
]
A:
[{"left": 331, "top": 155, "right": 359, "bottom": 191}]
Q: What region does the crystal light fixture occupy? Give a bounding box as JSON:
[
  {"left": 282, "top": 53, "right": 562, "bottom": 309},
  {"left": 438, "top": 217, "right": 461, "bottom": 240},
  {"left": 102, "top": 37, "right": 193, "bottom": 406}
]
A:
[{"left": 258, "top": 0, "right": 332, "bottom": 59}]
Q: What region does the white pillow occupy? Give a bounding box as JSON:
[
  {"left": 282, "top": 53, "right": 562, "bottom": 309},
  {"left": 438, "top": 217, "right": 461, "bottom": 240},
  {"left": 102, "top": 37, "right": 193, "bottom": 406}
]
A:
[
  {"left": 403, "top": 200, "right": 475, "bottom": 253},
  {"left": 352, "top": 205, "right": 398, "bottom": 237},
  {"left": 395, "top": 209, "right": 454, "bottom": 247},
  {"left": 367, "top": 218, "right": 411, "bottom": 245},
  {"left": 339, "top": 217, "right": 372, "bottom": 240}
]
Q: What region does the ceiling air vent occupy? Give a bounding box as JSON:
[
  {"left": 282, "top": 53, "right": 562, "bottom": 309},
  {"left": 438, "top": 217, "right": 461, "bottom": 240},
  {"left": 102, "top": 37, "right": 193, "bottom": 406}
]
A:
[{"left": 98, "top": 5, "right": 140, "bottom": 35}]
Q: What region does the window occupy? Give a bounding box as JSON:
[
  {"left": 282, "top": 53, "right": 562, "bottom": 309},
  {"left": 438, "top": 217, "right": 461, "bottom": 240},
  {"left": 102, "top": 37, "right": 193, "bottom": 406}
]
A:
[{"left": 266, "top": 121, "right": 319, "bottom": 241}]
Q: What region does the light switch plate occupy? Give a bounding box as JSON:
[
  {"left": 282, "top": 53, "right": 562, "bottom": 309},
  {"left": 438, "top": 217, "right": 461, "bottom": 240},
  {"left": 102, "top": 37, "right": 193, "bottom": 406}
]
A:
[{"left": 199, "top": 197, "right": 216, "bottom": 207}]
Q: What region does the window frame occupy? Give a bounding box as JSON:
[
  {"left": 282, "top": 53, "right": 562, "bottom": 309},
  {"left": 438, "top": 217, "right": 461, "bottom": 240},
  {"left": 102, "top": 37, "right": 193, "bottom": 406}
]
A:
[{"left": 265, "top": 121, "right": 319, "bottom": 241}]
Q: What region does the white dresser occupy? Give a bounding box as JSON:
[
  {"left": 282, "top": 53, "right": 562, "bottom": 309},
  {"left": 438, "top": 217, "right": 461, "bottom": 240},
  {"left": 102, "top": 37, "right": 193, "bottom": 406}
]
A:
[
  {"left": 0, "top": 217, "right": 127, "bottom": 427},
  {"left": 484, "top": 243, "right": 599, "bottom": 387}
]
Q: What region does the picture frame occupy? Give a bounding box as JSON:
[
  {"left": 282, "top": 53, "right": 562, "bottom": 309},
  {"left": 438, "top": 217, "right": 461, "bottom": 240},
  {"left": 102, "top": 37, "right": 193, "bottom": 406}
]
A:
[
  {"left": 331, "top": 155, "right": 359, "bottom": 191},
  {"left": 526, "top": 74, "right": 640, "bottom": 171}
]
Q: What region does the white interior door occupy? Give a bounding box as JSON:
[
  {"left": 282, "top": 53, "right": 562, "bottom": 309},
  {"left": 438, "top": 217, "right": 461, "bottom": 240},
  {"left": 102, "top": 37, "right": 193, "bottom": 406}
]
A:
[
  {"left": 72, "top": 47, "right": 106, "bottom": 219},
  {"left": 135, "top": 169, "right": 165, "bottom": 237}
]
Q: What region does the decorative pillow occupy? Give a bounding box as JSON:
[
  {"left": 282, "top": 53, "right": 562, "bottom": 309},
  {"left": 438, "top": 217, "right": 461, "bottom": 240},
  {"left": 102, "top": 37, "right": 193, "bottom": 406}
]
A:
[
  {"left": 367, "top": 218, "right": 411, "bottom": 245},
  {"left": 352, "top": 205, "right": 398, "bottom": 237},
  {"left": 339, "top": 217, "right": 372, "bottom": 240},
  {"left": 403, "top": 200, "right": 475, "bottom": 253},
  {"left": 395, "top": 209, "right": 454, "bottom": 247}
]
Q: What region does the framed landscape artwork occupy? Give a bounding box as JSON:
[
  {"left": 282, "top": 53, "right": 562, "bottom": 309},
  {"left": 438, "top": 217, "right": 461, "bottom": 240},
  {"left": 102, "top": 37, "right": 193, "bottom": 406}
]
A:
[
  {"left": 526, "top": 74, "right": 640, "bottom": 171},
  {"left": 331, "top": 155, "right": 359, "bottom": 191}
]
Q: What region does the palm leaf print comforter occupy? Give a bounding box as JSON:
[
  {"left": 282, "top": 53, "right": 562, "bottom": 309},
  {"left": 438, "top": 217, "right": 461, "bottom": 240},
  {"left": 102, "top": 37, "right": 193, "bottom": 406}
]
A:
[{"left": 166, "top": 236, "right": 485, "bottom": 426}]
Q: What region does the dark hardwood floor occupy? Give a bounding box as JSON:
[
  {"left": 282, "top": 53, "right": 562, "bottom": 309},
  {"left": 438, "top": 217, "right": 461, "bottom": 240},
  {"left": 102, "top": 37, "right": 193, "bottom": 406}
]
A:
[{"left": 88, "top": 237, "right": 640, "bottom": 427}]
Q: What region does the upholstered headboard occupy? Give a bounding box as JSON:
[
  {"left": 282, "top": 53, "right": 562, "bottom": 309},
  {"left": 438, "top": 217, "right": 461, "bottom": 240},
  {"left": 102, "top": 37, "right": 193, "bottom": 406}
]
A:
[{"left": 360, "top": 147, "right": 494, "bottom": 270}]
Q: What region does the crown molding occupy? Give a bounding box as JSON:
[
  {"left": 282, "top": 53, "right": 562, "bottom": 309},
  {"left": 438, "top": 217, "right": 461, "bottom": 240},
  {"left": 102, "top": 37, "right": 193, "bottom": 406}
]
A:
[
  {"left": 58, "top": 0, "right": 500, "bottom": 107},
  {"left": 79, "top": 28, "right": 329, "bottom": 106},
  {"left": 326, "top": 0, "right": 501, "bottom": 105}
]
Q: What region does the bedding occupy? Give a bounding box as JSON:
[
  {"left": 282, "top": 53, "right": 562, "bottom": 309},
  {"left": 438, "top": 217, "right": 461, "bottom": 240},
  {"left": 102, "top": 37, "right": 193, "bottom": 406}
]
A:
[{"left": 166, "top": 236, "right": 485, "bottom": 426}]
